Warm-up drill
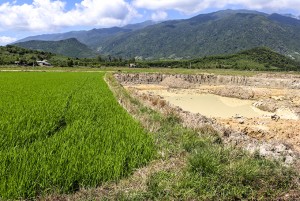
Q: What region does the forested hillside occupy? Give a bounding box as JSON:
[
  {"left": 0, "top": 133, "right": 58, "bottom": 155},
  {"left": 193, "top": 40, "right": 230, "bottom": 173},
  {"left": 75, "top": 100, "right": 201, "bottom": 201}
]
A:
[{"left": 14, "top": 38, "right": 97, "bottom": 58}]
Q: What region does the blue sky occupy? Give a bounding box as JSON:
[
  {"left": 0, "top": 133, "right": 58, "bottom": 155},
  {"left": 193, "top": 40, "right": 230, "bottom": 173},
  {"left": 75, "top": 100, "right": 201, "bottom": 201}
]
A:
[{"left": 0, "top": 0, "right": 299, "bottom": 45}]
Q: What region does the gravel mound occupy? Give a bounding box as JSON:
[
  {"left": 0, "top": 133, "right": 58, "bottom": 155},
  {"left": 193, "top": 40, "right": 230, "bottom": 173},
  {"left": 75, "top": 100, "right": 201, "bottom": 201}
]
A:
[
  {"left": 160, "top": 77, "right": 192, "bottom": 89},
  {"left": 214, "top": 86, "right": 254, "bottom": 99}
]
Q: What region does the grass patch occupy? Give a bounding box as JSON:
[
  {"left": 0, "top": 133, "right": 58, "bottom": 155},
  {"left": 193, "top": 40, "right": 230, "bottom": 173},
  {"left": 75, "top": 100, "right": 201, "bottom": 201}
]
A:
[
  {"left": 116, "top": 145, "right": 297, "bottom": 200},
  {"left": 183, "top": 145, "right": 295, "bottom": 200}
]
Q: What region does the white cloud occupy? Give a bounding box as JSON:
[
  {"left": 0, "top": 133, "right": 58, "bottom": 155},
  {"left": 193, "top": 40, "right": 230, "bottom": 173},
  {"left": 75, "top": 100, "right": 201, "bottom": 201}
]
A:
[
  {"left": 0, "top": 0, "right": 138, "bottom": 32},
  {"left": 151, "top": 11, "right": 168, "bottom": 21},
  {"left": 133, "top": 0, "right": 300, "bottom": 15},
  {"left": 0, "top": 36, "right": 17, "bottom": 45},
  {"left": 0, "top": 0, "right": 299, "bottom": 34}
]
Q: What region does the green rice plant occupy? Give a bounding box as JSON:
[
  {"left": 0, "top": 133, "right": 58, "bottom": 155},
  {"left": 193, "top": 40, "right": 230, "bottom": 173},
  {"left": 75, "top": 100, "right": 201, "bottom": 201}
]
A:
[{"left": 0, "top": 72, "right": 154, "bottom": 199}]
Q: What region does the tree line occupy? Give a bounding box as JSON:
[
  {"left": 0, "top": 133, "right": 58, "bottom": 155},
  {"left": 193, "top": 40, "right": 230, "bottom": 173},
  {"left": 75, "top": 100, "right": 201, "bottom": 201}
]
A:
[{"left": 1, "top": 45, "right": 299, "bottom": 71}]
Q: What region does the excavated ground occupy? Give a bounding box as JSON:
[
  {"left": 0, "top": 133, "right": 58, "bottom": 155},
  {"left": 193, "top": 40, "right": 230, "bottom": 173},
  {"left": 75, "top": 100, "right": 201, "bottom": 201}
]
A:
[{"left": 115, "top": 73, "right": 300, "bottom": 165}]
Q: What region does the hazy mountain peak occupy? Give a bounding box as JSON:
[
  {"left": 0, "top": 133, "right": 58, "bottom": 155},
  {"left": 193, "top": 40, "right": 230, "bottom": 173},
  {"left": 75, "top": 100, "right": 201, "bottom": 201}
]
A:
[
  {"left": 268, "top": 13, "right": 300, "bottom": 26},
  {"left": 122, "top": 20, "right": 158, "bottom": 30},
  {"left": 282, "top": 13, "right": 300, "bottom": 20},
  {"left": 210, "top": 9, "right": 267, "bottom": 18},
  {"left": 189, "top": 9, "right": 267, "bottom": 23}
]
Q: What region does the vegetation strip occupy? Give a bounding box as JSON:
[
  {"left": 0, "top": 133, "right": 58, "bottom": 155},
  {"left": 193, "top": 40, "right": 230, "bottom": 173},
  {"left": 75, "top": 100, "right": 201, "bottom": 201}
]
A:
[{"left": 1, "top": 45, "right": 300, "bottom": 71}]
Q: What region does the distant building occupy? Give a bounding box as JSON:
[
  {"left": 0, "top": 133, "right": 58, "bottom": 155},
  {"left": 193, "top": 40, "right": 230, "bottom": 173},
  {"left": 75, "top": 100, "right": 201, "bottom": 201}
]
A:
[
  {"left": 129, "top": 63, "right": 137, "bottom": 68},
  {"left": 37, "top": 60, "right": 52, "bottom": 66},
  {"left": 14, "top": 61, "right": 27, "bottom": 66}
]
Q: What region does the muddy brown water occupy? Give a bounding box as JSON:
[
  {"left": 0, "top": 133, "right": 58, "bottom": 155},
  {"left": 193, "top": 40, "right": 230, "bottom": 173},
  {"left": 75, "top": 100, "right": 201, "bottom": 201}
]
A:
[{"left": 156, "top": 92, "right": 272, "bottom": 118}]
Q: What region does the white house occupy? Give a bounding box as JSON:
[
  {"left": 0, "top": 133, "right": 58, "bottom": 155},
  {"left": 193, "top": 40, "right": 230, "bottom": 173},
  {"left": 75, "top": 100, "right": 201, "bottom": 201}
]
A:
[
  {"left": 37, "top": 60, "right": 52, "bottom": 66},
  {"left": 129, "top": 63, "right": 137, "bottom": 68}
]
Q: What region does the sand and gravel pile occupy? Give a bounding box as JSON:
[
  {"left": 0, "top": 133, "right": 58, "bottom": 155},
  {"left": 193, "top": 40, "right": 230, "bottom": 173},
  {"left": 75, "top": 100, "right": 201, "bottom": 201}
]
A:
[
  {"left": 214, "top": 86, "right": 255, "bottom": 100},
  {"left": 160, "top": 77, "right": 193, "bottom": 89}
]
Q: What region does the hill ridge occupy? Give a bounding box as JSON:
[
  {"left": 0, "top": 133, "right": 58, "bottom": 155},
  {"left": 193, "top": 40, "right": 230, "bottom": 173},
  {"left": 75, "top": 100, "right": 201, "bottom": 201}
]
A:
[{"left": 14, "top": 38, "right": 97, "bottom": 58}]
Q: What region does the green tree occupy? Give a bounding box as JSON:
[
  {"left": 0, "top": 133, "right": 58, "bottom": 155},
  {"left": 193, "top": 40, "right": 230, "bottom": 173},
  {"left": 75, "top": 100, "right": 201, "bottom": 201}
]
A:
[
  {"left": 67, "top": 59, "right": 74, "bottom": 67},
  {"left": 97, "top": 55, "right": 103, "bottom": 63}
]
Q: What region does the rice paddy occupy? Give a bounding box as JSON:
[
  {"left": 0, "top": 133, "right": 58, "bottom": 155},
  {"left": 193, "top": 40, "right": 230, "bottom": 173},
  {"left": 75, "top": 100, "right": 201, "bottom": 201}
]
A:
[{"left": 0, "top": 72, "right": 154, "bottom": 199}]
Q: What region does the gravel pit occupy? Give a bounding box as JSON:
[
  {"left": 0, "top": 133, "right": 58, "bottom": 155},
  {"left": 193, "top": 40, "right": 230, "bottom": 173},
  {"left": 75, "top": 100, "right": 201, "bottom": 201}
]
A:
[{"left": 116, "top": 73, "right": 300, "bottom": 163}]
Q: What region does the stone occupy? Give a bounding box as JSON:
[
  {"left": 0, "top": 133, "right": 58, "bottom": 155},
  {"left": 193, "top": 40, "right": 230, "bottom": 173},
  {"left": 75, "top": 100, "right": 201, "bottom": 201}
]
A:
[
  {"left": 284, "top": 155, "right": 294, "bottom": 165},
  {"left": 275, "top": 144, "right": 287, "bottom": 153},
  {"left": 259, "top": 144, "right": 272, "bottom": 157},
  {"left": 238, "top": 119, "right": 245, "bottom": 124},
  {"left": 271, "top": 114, "right": 280, "bottom": 121}
]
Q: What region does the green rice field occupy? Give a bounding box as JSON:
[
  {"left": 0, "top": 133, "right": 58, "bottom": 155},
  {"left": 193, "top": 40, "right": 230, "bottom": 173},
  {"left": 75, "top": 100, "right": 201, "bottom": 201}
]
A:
[{"left": 0, "top": 72, "right": 154, "bottom": 199}]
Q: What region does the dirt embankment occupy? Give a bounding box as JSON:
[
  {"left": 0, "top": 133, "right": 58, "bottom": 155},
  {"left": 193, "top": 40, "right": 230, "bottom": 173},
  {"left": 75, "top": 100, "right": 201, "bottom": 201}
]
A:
[
  {"left": 115, "top": 73, "right": 300, "bottom": 89},
  {"left": 116, "top": 73, "right": 300, "bottom": 166}
]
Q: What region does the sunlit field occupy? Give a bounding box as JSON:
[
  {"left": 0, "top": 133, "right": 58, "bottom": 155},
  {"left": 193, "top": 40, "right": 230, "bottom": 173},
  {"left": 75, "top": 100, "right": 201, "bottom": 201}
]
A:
[{"left": 0, "top": 72, "right": 154, "bottom": 199}]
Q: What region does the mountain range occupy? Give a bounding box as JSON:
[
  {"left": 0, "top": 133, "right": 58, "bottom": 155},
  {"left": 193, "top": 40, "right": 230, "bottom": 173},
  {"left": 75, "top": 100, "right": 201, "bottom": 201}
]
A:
[{"left": 14, "top": 9, "right": 300, "bottom": 60}]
